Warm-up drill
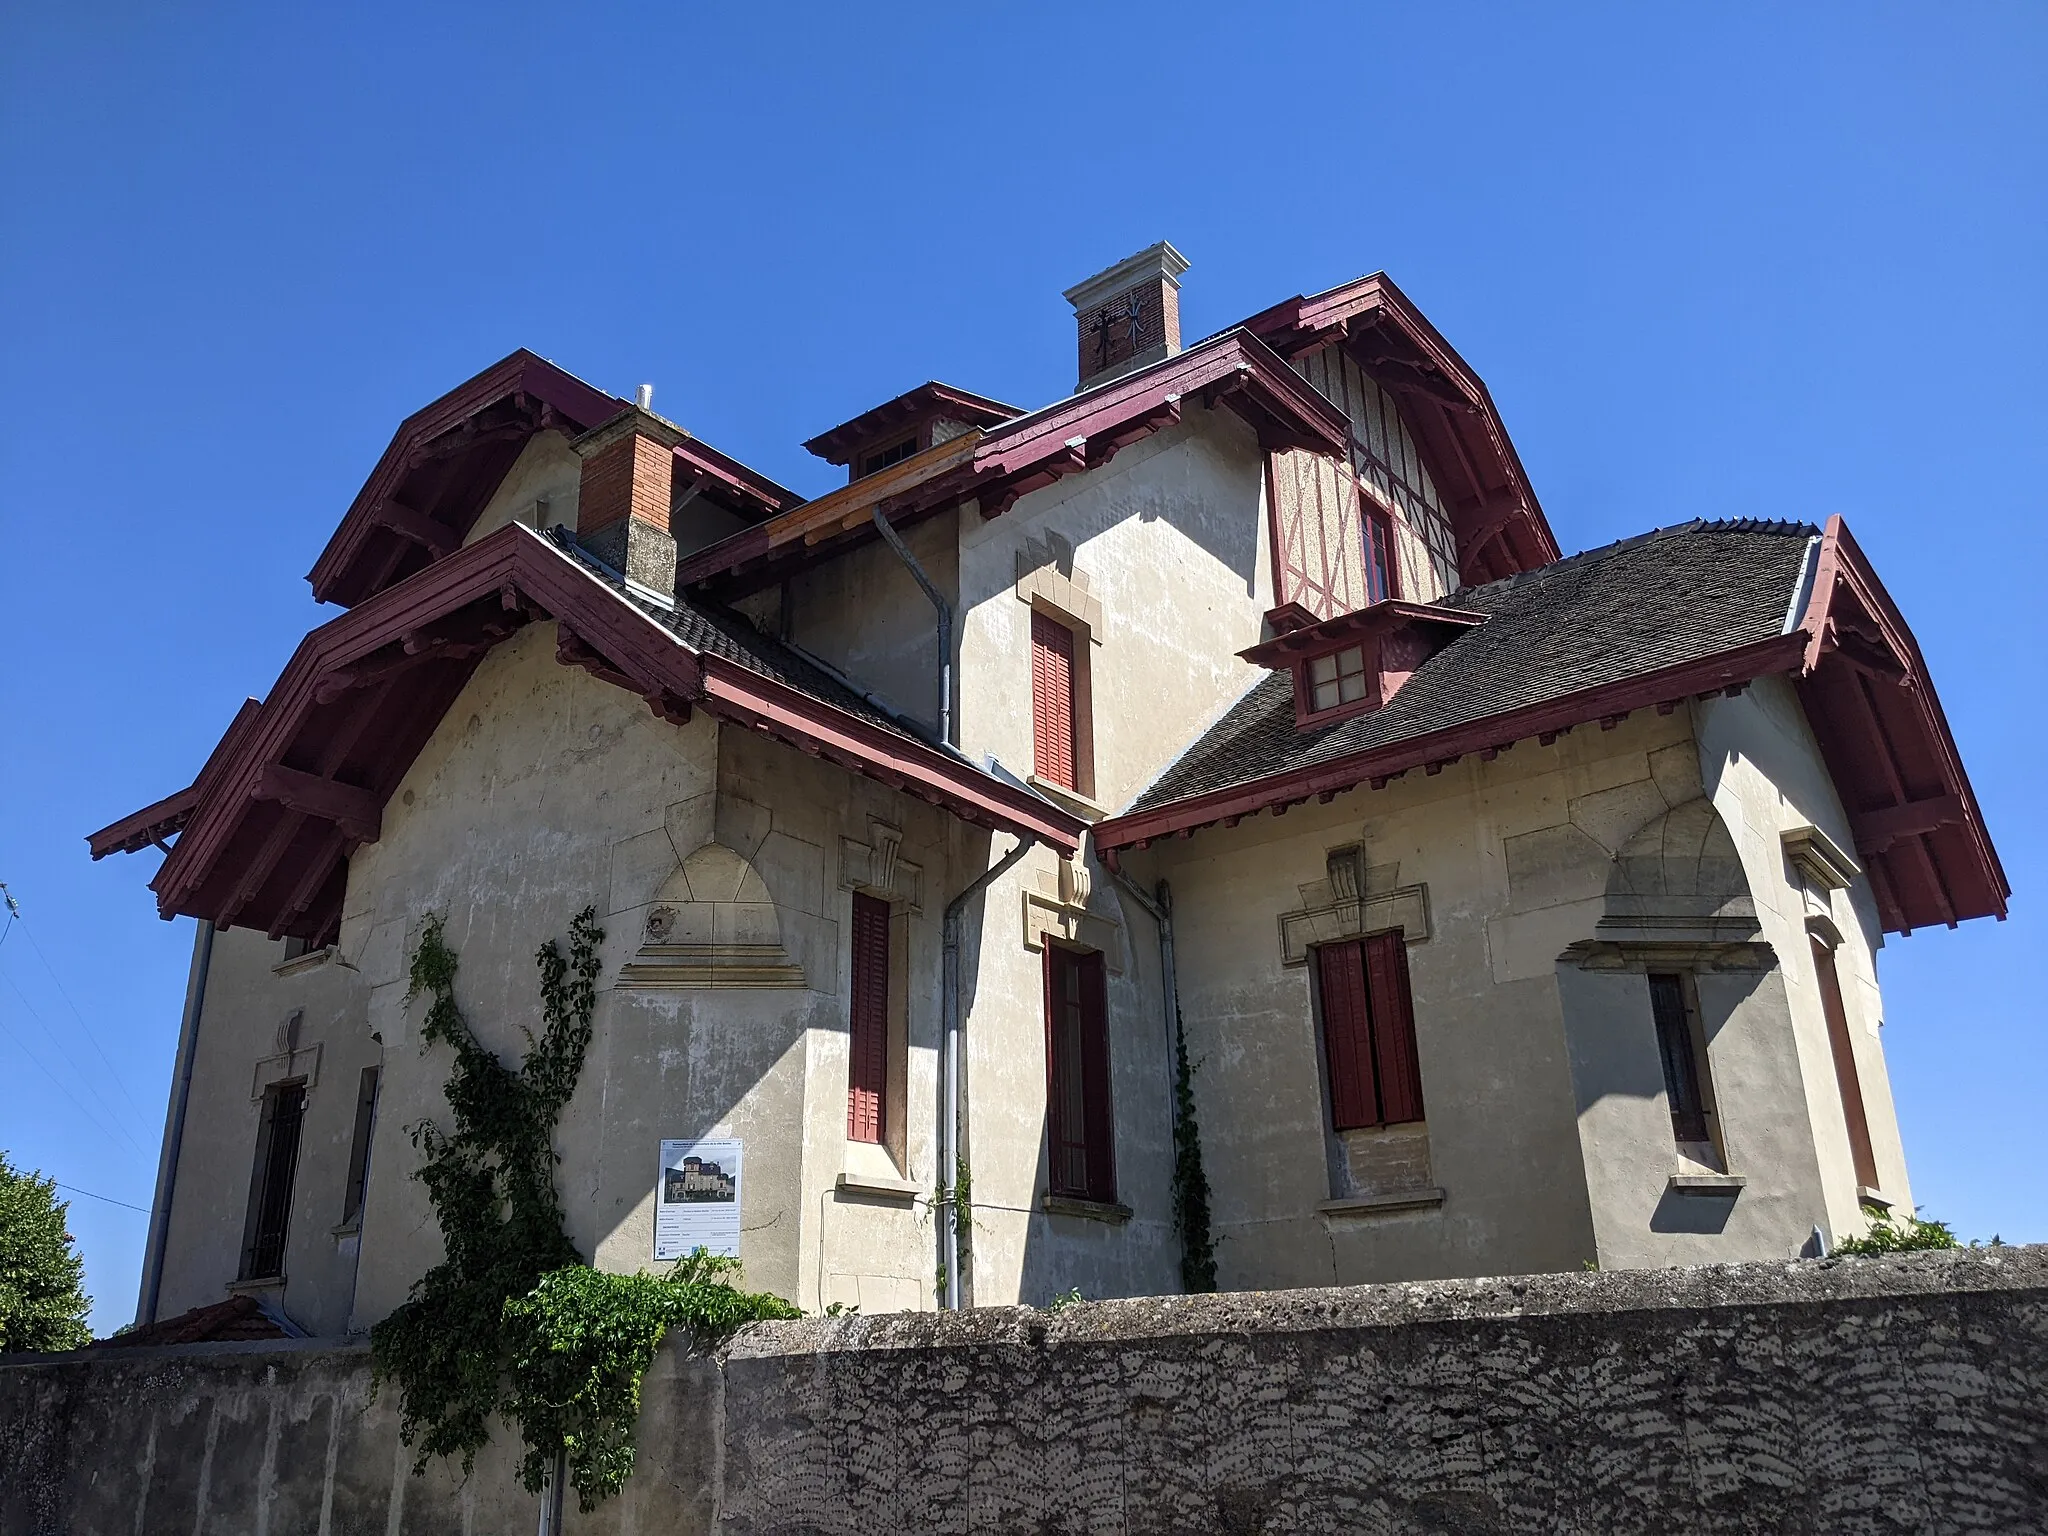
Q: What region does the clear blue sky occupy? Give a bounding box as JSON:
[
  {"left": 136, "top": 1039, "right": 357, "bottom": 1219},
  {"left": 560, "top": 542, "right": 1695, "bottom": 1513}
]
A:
[{"left": 2, "top": 3, "right": 2041, "bottom": 1332}]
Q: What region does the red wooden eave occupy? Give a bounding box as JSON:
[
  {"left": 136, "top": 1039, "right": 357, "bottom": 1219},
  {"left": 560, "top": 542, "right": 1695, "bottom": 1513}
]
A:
[
  {"left": 1239, "top": 272, "right": 1559, "bottom": 586},
  {"left": 106, "top": 525, "right": 1081, "bottom": 942},
  {"left": 1094, "top": 519, "right": 2006, "bottom": 937},
  {"left": 802, "top": 381, "right": 1021, "bottom": 466},
  {"left": 306, "top": 350, "right": 801, "bottom": 610}
]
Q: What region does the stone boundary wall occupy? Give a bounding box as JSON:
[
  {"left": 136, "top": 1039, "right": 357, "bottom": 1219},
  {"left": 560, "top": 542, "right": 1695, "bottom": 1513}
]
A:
[{"left": 4, "top": 1248, "right": 2045, "bottom": 1534}]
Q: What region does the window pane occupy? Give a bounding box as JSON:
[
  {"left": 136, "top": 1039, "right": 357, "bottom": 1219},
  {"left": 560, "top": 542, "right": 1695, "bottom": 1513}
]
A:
[
  {"left": 1309, "top": 655, "right": 1338, "bottom": 685},
  {"left": 1648, "top": 973, "right": 1709, "bottom": 1143}
]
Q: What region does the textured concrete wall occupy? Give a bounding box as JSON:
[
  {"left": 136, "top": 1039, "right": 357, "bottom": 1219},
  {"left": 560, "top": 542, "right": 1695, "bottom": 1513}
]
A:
[{"left": 6, "top": 1248, "right": 2043, "bottom": 1534}]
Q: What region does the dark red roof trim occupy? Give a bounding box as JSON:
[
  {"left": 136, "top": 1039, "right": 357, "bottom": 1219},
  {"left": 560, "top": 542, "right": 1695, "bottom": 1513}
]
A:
[
  {"left": 679, "top": 330, "right": 1352, "bottom": 599},
  {"left": 1096, "top": 519, "right": 2006, "bottom": 937},
  {"left": 971, "top": 329, "right": 1349, "bottom": 519},
  {"left": 120, "top": 526, "right": 1082, "bottom": 942},
  {"left": 87, "top": 698, "right": 267, "bottom": 859},
  {"left": 1237, "top": 599, "right": 1485, "bottom": 669},
  {"left": 1095, "top": 633, "right": 1807, "bottom": 855},
  {"left": 802, "top": 381, "right": 1021, "bottom": 465},
  {"left": 1240, "top": 273, "right": 1559, "bottom": 585},
  {"left": 1793, "top": 516, "right": 2007, "bottom": 933},
  {"left": 306, "top": 351, "right": 801, "bottom": 610}
]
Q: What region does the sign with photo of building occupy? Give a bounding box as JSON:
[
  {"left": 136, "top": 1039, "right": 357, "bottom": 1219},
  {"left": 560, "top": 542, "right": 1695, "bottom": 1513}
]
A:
[{"left": 655, "top": 1138, "right": 742, "bottom": 1260}]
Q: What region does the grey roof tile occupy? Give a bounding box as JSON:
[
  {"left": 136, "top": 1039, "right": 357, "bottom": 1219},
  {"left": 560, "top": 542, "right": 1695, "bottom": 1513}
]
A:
[{"left": 1126, "top": 520, "right": 1817, "bottom": 814}]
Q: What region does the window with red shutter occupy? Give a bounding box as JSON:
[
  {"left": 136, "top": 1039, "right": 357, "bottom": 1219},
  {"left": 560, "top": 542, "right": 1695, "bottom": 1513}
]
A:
[
  {"left": 847, "top": 892, "right": 890, "bottom": 1143},
  {"left": 1316, "top": 932, "right": 1424, "bottom": 1131},
  {"left": 1044, "top": 945, "right": 1114, "bottom": 1201},
  {"left": 1031, "top": 610, "right": 1078, "bottom": 790},
  {"left": 1363, "top": 504, "right": 1396, "bottom": 604}
]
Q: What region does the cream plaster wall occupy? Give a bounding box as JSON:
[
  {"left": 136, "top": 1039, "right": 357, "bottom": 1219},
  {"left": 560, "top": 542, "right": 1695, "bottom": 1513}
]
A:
[
  {"left": 1133, "top": 704, "right": 1888, "bottom": 1290},
  {"left": 462, "top": 430, "right": 582, "bottom": 545},
  {"left": 315, "top": 624, "right": 960, "bottom": 1329},
  {"left": 1696, "top": 676, "right": 1912, "bottom": 1242},
  {"left": 152, "top": 924, "right": 378, "bottom": 1337},
  {"left": 782, "top": 509, "right": 957, "bottom": 735}
]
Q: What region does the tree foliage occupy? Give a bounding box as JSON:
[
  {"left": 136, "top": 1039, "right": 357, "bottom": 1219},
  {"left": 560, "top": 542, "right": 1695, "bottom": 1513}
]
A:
[
  {"left": 0, "top": 1152, "right": 92, "bottom": 1353},
  {"left": 370, "top": 908, "right": 794, "bottom": 1511}
]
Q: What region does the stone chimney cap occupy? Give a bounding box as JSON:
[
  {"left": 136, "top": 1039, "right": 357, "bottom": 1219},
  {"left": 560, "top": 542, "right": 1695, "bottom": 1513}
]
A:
[
  {"left": 1063, "top": 242, "right": 1190, "bottom": 312},
  {"left": 571, "top": 403, "right": 691, "bottom": 459}
]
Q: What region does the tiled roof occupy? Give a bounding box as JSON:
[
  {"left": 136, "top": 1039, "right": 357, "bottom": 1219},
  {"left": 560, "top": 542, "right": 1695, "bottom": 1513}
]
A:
[
  {"left": 545, "top": 529, "right": 936, "bottom": 749},
  {"left": 1126, "top": 520, "right": 1818, "bottom": 814},
  {"left": 91, "top": 1295, "right": 292, "bottom": 1349}
]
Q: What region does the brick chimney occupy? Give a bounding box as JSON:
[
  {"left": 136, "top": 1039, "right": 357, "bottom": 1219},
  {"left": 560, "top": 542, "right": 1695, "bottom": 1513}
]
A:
[
  {"left": 1063, "top": 241, "right": 1189, "bottom": 391},
  {"left": 572, "top": 405, "right": 687, "bottom": 597}
]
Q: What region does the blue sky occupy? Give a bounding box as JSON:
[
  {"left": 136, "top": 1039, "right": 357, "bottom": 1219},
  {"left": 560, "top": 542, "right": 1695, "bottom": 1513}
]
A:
[{"left": 1, "top": 3, "right": 2041, "bottom": 1332}]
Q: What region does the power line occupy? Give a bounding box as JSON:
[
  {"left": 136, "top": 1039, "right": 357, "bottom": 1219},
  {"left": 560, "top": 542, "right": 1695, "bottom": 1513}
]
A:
[
  {"left": 12, "top": 914, "right": 156, "bottom": 1128},
  {"left": 0, "top": 968, "right": 150, "bottom": 1161},
  {"left": 0, "top": 1003, "right": 142, "bottom": 1160},
  {"left": 54, "top": 1181, "right": 153, "bottom": 1216}
]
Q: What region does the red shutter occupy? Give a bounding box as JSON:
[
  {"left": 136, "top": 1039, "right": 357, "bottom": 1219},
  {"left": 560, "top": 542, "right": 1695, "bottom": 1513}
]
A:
[
  {"left": 847, "top": 892, "right": 890, "bottom": 1143},
  {"left": 1317, "top": 940, "right": 1379, "bottom": 1131},
  {"left": 1364, "top": 930, "right": 1424, "bottom": 1125},
  {"left": 1077, "top": 949, "right": 1116, "bottom": 1203},
  {"left": 1044, "top": 946, "right": 1114, "bottom": 1201},
  {"left": 1031, "top": 611, "right": 1077, "bottom": 790}
]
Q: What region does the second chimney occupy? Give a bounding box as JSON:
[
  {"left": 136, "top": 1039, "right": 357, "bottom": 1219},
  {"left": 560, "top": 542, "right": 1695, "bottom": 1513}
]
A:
[
  {"left": 573, "top": 405, "right": 687, "bottom": 598},
  {"left": 1063, "top": 241, "right": 1189, "bottom": 392}
]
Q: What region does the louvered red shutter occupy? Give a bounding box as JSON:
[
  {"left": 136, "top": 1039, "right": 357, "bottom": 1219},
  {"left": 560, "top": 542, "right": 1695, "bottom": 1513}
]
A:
[
  {"left": 1031, "top": 611, "right": 1077, "bottom": 789},
  {"left": 847, "top": 893, "right": 890, "bottom": 1143},
  {"left": 1077, "top": 949, "right": 1116, "bottom": 1203},
  {"left": 1317, "top": 940, "right": 1378, "bottom": 1131},
  {"left": 1364, "top": 930, "right": 1424, "bottom": 1125},
  {"left": 1044, "top": 948, "right": 1082, "bottom": 1194}
]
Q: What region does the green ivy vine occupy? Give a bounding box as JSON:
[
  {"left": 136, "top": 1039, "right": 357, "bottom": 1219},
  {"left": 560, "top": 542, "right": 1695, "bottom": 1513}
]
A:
[
  {"left": 1169, "top": 1004, "right": 1217, "bottom": 1293},
  {"left": 370, "top": 907, "right": 795, "bottom": 1513}
]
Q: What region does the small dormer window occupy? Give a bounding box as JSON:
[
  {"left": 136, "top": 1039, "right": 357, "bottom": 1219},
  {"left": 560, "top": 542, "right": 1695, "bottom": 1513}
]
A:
[
  {"left": 856, "top": 437, "right": 919, "bottom": 478},
  {"left": 1308, "top": 646, "right": 1369, "bottom": 712}
]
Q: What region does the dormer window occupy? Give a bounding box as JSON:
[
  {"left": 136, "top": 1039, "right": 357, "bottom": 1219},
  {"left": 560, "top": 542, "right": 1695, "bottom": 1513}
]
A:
[
  {"left": 856, "top": 437, "right": 920, "bottom": 479},
  {"left": 1308, "top": 646, "right": 1369, "bottom": 712},
  {"left": 1242, "top": 600, "right": 1487, "bottom": 732}
]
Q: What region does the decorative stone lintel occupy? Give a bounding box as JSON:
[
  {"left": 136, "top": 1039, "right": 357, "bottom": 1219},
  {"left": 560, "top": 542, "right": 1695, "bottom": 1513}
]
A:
[
  {"left": 251, "top": 1043, "right": 321, "bottom": 1101},
  {"left": 839, "top": 819, "right": 923, "bottom": 912},
  {"left": 1782, "top": 824, "right": 1861, "bottom": 892},
  {"left": 1022, "top": 890, "right": 1123, "bottom": 973},
  {"left": 1279, "top": 884, "right": 1430, "bottom": 966}
]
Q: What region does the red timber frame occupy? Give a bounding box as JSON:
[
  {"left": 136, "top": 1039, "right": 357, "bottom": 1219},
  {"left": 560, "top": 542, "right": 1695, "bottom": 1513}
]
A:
[
  {"left": 1242, "top": 272, "right": 1560, "bottom": 586},
  {"left": 307, "top": 350, "right": 800, "bottom": 610},
  {"left": 1097, "top": 518, "right": 2006, "bottom": 937},
  {"left": 96, "top": 524, "right": 1083, "bottom": 944},
  {"left": 678, "top": 329, "right": 1351, "bottom": 602},
  {"left": 1792, "top": 516, "right": 2007, "bottom": 934}
]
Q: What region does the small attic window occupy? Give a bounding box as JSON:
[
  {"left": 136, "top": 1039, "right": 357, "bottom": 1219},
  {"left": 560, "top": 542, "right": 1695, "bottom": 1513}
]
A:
[
  {"left": 1307, "top": 646, "right": 1369, "bottom": 713},
  {"left": 857, "top": 437, "right": 919, "bottom": 478}
]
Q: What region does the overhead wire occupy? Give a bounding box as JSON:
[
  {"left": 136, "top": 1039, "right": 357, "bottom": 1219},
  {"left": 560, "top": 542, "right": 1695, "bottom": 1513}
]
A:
[
  {"left": 53, "top": 1181, "right": 153, "bottom": 1216},
  {"left": 12, "top": 915, "right": 156, "bottom": 1128},
  {"left": 0, "top": 967, "right": 151, "bottom": 1161}
]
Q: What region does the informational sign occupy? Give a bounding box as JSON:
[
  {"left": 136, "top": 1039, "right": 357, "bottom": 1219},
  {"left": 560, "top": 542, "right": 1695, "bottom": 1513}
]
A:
[{"left": 654, "top": 1138, "right": 742, "bottom": 1261}]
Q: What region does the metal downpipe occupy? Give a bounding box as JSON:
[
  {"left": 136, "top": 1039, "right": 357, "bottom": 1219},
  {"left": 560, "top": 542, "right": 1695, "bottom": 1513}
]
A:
[
  {"left": 939, "top": 834, "right": 1035, "bottom": 1309},
  {"left": 870, "top": 506, "right": 954, "bottom": 747}
]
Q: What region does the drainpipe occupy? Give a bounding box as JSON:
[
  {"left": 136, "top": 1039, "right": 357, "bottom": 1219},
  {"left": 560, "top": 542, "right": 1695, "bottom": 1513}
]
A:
[
  {"left": 1102, "top": 849, "right": 1181, "bottom": 1158},
  {"left": 870, "top": 506, "right": 954, "bottom": 747},
  {"left": 136, "top": 918, "right": 214, "bottom": 1326},
  {"left": 939, "top": 833, "right": 1036, "bottom": 1309}
]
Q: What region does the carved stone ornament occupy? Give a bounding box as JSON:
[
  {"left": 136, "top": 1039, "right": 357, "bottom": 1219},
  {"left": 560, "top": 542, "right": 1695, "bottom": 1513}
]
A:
[
  {"left": 1278, "top": 845, "right": 1429, "bottom": 965},
  {"left": 1022, "top": 862, "right": 1123, "bottom": 972},
  {"left": 838, "top": 818, "right": 923, "bottom": 911},
  {"left": 251, "top": 1041, "right": 321, "bottom": 1101},
  {"left": 619, "top": 841, "right": 807, "bottom": 990}
]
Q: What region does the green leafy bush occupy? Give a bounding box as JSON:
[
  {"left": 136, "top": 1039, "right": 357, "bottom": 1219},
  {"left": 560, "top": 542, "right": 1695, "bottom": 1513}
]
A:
[
  {"left": 503, "top": 1253, "right": 796, "bottom": 1509},
  {"left": 1831, "top": 1211, "right": 1961, "bottom": 1257}
]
